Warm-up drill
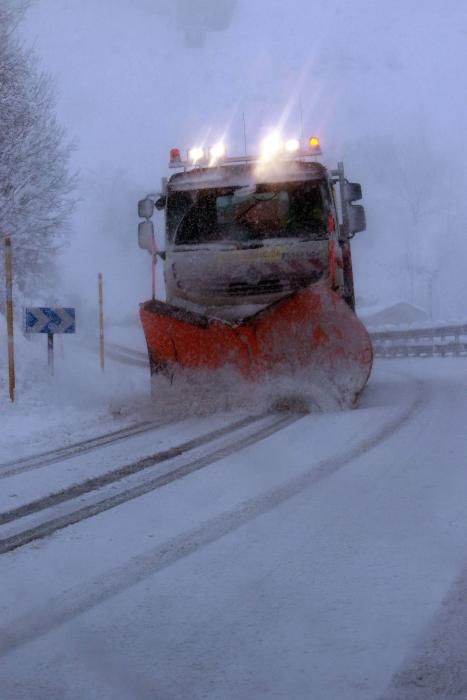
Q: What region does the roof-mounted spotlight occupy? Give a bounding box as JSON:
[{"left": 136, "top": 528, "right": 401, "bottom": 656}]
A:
[
  {"left": 188, "top": 146, "right": 205, "bottom": 163},
  {"left": 285, "top": 138, "right": 300, "bottom": 153},
  {"left": 209, "top": 142, "right": 227, "bottom": 162},
  {"left": 260, "top": 132, "right": 284, "bottom": 161}
]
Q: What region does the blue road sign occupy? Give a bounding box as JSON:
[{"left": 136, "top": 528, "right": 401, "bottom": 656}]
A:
[{"left": 24, "top": 307, "right": 76, "bottom": 334}]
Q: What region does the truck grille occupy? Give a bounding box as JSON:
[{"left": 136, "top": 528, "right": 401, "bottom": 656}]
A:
[{"left": 206, "top": 272, "right": 321, "bottom": 297}]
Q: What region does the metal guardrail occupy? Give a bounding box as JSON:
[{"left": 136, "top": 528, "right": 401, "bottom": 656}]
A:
[{"left": 369, "top": 323, "right": 467, "bottom": 358}]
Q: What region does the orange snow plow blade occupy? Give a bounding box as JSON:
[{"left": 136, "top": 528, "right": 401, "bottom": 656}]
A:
[{"left": 140, "top": 286, "right": 373, "bottom": 404}]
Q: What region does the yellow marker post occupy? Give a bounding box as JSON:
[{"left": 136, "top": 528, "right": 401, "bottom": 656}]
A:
[
  {"left": 98, "top": 273, "right": 105, "bottom": 371},
  {"left": 4, "top": 238, "right": 15, "bottom": 401}
]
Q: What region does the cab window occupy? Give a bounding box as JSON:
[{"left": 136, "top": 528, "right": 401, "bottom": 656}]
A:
[{"left": 171, "top": 181, "right": 329, "bottom": 245}]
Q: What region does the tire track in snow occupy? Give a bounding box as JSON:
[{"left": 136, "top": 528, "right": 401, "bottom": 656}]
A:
[
  {"left": 0, "top": 414, "right": 264, "bottom": 525},
  {"left": 0, "top": 419, "right": 171, "bottom": 480},
  {"left": 0, "top": 369, "right": 427, "bottom": 655},
  {"left": 0, "top": 413, "right": 296, "bottom": 554}
]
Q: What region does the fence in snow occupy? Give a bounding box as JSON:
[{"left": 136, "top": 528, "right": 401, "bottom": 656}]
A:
[{"left": 368, "top": 323, "right": 467, "bottom": 358}]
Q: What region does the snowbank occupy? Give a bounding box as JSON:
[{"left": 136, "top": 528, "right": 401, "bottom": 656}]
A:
[{"left": 0, "top": 314, "right": 152, "bottom": 461}]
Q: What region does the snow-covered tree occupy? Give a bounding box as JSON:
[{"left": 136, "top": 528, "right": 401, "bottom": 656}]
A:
[{"left": 0, "top": 0, "right": 75, "bottom": 299}]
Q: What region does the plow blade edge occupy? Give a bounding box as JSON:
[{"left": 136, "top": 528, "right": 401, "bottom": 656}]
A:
[{"left": 140, "top": 286, "right": 373, "bottom": 404}]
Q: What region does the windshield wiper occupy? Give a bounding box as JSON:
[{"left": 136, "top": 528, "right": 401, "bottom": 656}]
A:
[{"left": 174, "top": 201, "right": 200, "bottom": 243}]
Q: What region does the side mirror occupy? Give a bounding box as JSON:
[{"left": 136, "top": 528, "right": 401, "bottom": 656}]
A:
[
  {"left": 344, "top": 181, "right": 362, "bottom": 202},
  {"left": 155, "top": 196, "right": 166, "bottom": 211},
  {"left": 138, "top": 198, "right": 154, "bottom": 219},
  {"left": 348, "top": 204, "right": 366, "bottom": 234},
  {"left": 138, "top": 220, "right": 155, "bottom": 252}
]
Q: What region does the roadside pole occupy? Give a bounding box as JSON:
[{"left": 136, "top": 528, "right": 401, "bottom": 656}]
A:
[
  {"left": 4, "top": 238, "right": 15, "bottom": 401},
  {"left": 151, "top": 238, "right": 156, "bottom": 301},
  {"left": 98, "top": 273, "right": 105, "bottom": 371}
]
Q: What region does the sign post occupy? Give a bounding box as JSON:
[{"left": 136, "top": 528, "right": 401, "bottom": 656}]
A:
[
  {"left": 48, "top": 332, "right": 54, "bottom": 375},
  {"left": 4, "top": 238, "right": 15, "bottom": 401},
  {"left": 24, "top": 307, "right": 76, "bottom": 373}
]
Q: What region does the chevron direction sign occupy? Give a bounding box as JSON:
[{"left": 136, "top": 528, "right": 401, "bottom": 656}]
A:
[{"left": 24, "top": 307, "right": 76, "bottom": 334}]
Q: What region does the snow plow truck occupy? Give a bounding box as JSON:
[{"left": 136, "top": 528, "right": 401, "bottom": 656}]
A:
[{"left": 137, "top": 134, "right": 373, "bottom": 405}]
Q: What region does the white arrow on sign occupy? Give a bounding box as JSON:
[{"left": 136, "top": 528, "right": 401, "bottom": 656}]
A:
[{"left": 24, "top": 307, "right": 76, "bottom": 334}]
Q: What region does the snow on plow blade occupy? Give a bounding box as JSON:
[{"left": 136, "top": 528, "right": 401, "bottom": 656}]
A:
[{"left": 140, "top": 286, "right": 373, "bottom": 405}]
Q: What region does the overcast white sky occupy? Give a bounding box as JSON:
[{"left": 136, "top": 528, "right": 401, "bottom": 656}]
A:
[{"left": 18, "top": 0, "right": 467, "bottom": 318}]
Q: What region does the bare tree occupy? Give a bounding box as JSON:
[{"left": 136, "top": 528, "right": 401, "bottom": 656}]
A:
[{"left": 0, "top": 0, "right": 75, "bottom": 300}]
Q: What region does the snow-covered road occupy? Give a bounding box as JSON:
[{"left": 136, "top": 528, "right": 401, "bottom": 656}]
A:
[{"left": 1, "top": 359, "right": 466, "bottom": 699}]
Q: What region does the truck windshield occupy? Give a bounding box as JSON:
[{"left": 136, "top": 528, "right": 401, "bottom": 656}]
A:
[{"left": 168, "top": 181, "right": 329, "bottom": 245}]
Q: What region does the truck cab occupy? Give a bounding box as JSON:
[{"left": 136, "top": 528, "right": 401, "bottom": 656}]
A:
[{"left": 138, "top": 138, "right": 365, "bottom": 314}]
